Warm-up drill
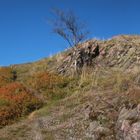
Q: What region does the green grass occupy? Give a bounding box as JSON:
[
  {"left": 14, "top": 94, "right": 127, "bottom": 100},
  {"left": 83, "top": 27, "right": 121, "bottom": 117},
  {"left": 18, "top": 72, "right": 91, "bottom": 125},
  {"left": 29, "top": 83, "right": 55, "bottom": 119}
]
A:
[
  {"left": 41, "top": 130, "right": 55, "bottom": 140},
  {"left": 34, "top": 101, "right": 59, "bottom": 117},
  {"left": 0, "top": 98, "right": 10, "bottom": 107}
]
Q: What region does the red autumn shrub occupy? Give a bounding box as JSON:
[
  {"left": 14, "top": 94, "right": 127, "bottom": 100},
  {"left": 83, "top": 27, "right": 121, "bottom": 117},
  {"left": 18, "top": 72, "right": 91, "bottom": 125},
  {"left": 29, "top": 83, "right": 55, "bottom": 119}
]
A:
[{"left": 0, "top": 82, "right": 42, "bottom": 127}]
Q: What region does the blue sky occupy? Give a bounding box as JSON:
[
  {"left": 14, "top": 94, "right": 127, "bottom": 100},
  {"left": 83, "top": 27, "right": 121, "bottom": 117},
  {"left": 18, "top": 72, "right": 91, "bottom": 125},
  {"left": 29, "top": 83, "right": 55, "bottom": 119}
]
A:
[{"left": 0, "top": 0, "right": 140, "bottom": 66}]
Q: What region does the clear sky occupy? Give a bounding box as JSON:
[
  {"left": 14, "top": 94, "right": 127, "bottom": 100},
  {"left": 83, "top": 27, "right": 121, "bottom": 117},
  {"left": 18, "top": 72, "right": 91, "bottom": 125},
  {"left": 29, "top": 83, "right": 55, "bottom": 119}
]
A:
[{"left": 0, "top": 0, "right": 140, "bottom": 66}]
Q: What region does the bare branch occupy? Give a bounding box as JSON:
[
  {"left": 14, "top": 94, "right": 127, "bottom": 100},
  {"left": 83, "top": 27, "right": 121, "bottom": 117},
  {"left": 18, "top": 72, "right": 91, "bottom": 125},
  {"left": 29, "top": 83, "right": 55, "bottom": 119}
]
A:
[{"left": 49, "top": 8, "right": 89, "bottom": 47}]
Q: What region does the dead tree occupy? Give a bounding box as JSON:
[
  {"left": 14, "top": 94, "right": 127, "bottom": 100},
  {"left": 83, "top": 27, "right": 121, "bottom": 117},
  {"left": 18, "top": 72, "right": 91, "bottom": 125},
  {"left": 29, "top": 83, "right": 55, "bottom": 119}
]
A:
[{"left": 49, "top": 8, "right": 89, "bottom": 47}]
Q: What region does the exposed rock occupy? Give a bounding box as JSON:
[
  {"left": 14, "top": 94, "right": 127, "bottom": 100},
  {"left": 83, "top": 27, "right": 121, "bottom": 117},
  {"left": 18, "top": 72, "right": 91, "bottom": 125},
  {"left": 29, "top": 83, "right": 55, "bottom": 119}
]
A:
[
  {"left": 90, "top": 122, "right": 111, "bottom": 135},
  {"left": 57, "top": 35, "right": 140, "bottom": 75},
  {"left": 116, "top": 104, "right": 140, "bottom": 140},
  {"left": 57, "top": 40, "right": 100, "bottom": 74}
]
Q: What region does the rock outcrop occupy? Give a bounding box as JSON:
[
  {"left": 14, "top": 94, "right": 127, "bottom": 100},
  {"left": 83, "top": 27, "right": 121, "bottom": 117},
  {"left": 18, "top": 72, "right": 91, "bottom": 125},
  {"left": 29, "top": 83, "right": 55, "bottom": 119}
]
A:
[
  {"left": 57, "top": 40, "right": 100, "bottom": 74},
  {"left": 116, "top": 104, "right": 140, "bottom": 140},
  {"left": 57, "top": 35, "right": 140, "bottom": 75}
]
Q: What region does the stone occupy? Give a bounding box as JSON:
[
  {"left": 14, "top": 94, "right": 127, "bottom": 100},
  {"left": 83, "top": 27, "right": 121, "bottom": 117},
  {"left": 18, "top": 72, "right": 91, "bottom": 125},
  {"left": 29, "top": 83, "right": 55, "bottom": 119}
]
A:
[{"left": 116, "top": 104, "right": 140, "bottom": 140}]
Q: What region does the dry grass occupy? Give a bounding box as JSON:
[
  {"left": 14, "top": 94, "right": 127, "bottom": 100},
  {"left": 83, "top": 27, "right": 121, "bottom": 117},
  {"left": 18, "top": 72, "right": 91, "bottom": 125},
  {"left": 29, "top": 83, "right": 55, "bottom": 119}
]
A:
[{"left": 78, "top": 66, "right": 140, "bottom": 93}]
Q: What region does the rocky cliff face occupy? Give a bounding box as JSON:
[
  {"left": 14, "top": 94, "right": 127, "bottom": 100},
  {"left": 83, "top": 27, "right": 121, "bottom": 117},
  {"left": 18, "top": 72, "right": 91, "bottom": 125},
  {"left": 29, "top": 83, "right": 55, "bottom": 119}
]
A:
[{"left": 57, "top": 35, "right": 140, "bottom": 74}]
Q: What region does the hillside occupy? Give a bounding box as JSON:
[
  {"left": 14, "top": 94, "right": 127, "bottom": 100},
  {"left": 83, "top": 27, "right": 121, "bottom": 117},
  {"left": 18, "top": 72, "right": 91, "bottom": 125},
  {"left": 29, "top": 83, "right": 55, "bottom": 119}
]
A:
[
  {"left": 0, "top": 35, "right": 140, "bottom": 140},
  {"left": 12, "top": 35, "right": 140, "bottom": 77}
]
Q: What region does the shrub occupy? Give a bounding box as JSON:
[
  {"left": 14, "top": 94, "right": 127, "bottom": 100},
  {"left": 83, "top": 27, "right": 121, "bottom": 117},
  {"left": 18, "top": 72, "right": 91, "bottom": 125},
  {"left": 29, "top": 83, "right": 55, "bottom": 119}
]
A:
[
  {"left": 0, "top": 67, "right": 17, "bottom": 87},
  {"left": 0, "top": 82, "right": 42, "bottom": 127},
  {"left": 26, "top": 72, "right": 74, "bottom": 100},
  {"left": 0, "top": 98, "right": 10, "bottom": 107}
]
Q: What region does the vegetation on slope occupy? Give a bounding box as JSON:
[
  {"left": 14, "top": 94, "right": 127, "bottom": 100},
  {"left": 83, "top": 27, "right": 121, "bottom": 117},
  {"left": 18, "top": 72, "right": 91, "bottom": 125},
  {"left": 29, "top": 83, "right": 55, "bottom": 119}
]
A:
[
  {"left": 0, "top": 67, "right": 43, "bottom": 127},
  {"left": 25, "top": 72, "right": 78, "bottom": 100},
  {"left": 0, "top": 82, "right": 42, "bottom": 127},
  {"left": 0, "top": 67, "right": 16, "bottom": 87},
  {"left": 0, "top": 66, "right": 140, "bottom": 139},
  {"left": 0, "top": 67, "right": 78, "bottom": 128}
]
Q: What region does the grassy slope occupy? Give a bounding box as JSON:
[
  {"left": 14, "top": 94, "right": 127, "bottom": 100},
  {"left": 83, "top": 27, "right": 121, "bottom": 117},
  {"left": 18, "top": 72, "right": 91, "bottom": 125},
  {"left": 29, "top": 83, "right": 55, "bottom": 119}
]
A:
[{"left": 0, "top": 66, "right": 140, "bottom": 139}]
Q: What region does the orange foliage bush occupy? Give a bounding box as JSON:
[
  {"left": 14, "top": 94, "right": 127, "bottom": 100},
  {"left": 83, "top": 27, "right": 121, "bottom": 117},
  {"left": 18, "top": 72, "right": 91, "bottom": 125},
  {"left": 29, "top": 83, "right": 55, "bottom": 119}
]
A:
[
  {"left": 0, "top": 67, "right": 16, "bottom": 87},
  {"left": 27, "top": 72, "right": 69, "bottom": 100},
  {"left": 0, "top": 82, "right": 42, "bottom": 127},
  {"left": 27, "top": 72, "right": 63, "bottom": 89}
]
